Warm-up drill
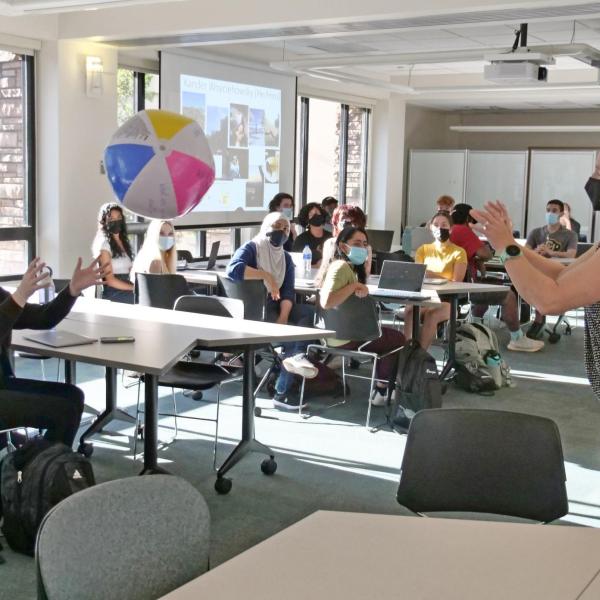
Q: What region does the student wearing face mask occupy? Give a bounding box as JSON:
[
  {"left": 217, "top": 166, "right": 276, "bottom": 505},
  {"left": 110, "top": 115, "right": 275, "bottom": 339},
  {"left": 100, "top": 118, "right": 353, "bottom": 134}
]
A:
[
  {"left": 92, "top": 202, "right": 135, "bottom": 303},
  {"left": 130, "top": 219, "right": 178, "bottom": 284},
  {"left": 268, "top": 192, "right": 296, "bottom": 251},
  {"left": 319, "top": 227, "right": 406, "bottom": 410},
  {"left": 525, "top": 199, "right": 578, "bottom": 340},
  {"left": 226, "top": 212, "right": 318, "bottom": 411},
  {"left": 321, "top": 196, "right": 338, "bottom": 233},
  {"left": 403, "top": 212, "right": 467, "bottom": 350},
  {"left": 292, "top": 202, "right": 332, "bottom": 267}
]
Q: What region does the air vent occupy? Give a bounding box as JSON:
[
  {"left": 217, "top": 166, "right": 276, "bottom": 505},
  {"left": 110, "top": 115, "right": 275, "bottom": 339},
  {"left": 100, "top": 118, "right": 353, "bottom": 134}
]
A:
[{"left": 113, "top": 3, "right": 600, "bottom": 47}]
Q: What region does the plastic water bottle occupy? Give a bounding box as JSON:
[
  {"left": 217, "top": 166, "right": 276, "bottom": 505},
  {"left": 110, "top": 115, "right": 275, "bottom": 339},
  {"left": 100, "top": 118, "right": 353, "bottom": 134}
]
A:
[
  {"left": 302, "top": 245, "right": 312, "bottom": 275},
  {"left": 39, "top": 267, "right": 55, "bottom": 304},
  {"left": 401, "top": 227, "right": 413, "bottom": 255}
]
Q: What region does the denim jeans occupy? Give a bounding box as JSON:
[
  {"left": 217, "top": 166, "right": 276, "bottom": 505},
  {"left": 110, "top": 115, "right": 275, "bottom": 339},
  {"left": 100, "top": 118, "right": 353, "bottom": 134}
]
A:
[{"left": 266, "top": 303, "right": 316, "bottom": 396}]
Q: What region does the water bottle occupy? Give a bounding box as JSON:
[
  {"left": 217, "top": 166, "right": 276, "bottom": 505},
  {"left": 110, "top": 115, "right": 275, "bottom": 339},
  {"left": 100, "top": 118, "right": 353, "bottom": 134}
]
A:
[
  {"left": 402, "top": 227, "right": 413, "bottom": 255},
  {"left": 39, "top": 266, "right": 55, "bottom": 304},
  {"left": 302, "top": 245, "right": 312, "bottom": 275}
]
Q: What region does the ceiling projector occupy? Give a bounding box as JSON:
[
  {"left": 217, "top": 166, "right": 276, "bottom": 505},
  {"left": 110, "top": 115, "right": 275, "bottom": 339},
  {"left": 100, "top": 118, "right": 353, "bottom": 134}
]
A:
[{"left": 484, "top": 51, "right": 555, "bottom": 84}]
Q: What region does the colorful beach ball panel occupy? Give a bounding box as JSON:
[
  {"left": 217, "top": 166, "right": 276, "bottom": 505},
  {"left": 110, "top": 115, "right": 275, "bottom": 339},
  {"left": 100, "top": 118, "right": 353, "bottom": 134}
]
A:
[{"left": 104, "top": 109, "right": 215, "bottom": 219}]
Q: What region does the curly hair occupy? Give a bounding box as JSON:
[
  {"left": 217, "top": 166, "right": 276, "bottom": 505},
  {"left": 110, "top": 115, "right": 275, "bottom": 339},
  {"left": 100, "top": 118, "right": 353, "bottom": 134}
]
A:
[
  {"left": 297, "top": 202, "right": 327, "bottom": 228},
  {"left": 331, "top": 204, "right": 367, "bottom": 233},
  {"left": 97, "top": 202, "right": 134, "bottom": 260}
]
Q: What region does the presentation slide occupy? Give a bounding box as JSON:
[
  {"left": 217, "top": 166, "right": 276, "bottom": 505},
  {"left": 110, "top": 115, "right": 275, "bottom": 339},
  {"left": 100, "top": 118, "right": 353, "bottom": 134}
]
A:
[{"left": 160, "top": 51, "right": 296, "bottom": 227}]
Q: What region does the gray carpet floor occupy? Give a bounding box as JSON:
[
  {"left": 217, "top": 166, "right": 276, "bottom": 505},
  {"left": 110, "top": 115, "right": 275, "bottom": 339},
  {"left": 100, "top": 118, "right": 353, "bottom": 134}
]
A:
[{"left": 2, "top": 312, "right": 599, "bottom": 599}]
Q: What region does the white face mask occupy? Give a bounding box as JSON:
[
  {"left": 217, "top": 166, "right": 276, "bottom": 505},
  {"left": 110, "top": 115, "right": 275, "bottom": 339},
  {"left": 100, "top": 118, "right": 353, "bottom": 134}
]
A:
[{"left": 158, "top": 236, "right": 174, "bottom": 251}]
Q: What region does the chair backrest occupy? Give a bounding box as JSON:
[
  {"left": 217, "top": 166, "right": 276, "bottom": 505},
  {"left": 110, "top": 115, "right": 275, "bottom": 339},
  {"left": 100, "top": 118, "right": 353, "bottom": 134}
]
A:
[
  {"left": 373, "top": 250, "right": 413, "bottom": 275},
  {"left": 408, "top": 227, "right": 434, "bottom": 254},
  {"left": 397, "top": 409, "right": 568, "bottom": 522},
  {"left": 365, "top": 229, "right": 394, "bottom": 252},
  {"left": 320, "top": 295, "right": 381, "bottom": 342},
  {"left": 36, "top": 475, "right": 210, "bottom": 600},
  {"left": 177, "top": 249, "right": 194, "bottom": 262},
  {"left": 174, "top": 294, "right": 245, "bottom": 320},
  {"left": 135, "top": 273, "right": 190, "bottom": 309},
  {"left": 216, "top": 275, "right": 266, "bottom": 321}
]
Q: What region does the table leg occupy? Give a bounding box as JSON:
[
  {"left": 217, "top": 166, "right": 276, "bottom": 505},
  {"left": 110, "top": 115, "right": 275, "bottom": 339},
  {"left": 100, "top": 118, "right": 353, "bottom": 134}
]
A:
[
  {"left": 216, "top": 347, "right": 275, "bottom": 487},
  {"left": 140, "top": 373, "right": 168, "bottom": 474},
  {"left": 439, "top": 296, "right": 458, "bottom": 380},
  {"left": 64, "top": 360, "right": 76, "bottom": 384},
  {"left": 78, "top": 367, "right": 137, "bottom": 450},
  {"left": 412, "top": 305, "right": 421, "bottom": 341}
]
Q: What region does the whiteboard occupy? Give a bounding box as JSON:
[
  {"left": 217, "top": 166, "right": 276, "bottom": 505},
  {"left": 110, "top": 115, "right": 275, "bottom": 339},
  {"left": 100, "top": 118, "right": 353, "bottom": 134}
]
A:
[
  {"left": 407, "top": 150, "right": 466, "bottom": 226},
  {"left": 466, "top": 151, "right": 527, "bottom": 235},
  {"left": 527, "top": 150, "right": 596, "bottom": 241}
]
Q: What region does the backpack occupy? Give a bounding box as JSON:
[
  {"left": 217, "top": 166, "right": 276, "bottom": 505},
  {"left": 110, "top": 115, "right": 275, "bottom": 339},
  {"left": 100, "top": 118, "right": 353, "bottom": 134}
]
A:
[
  {"left": 454, "top": 322, "right": 512, "bottom": 394},
  {"left": 392, "top": 340, "right": 442, "bottom": 421},
  {"left": 0, "top": 438, "right": 95, "bottom": 555}
]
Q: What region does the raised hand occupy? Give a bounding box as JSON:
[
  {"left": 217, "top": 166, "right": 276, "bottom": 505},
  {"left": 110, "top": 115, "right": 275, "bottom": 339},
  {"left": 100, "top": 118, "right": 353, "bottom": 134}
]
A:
[
  {"left": 470, "top": 202, "right": 516, "bottom": 251},
  {"left": 69, "top": 257, "right": 103, "bottom": 297},
  {"left": 12, "top": 258, "right": 50, "bottom": 307}
]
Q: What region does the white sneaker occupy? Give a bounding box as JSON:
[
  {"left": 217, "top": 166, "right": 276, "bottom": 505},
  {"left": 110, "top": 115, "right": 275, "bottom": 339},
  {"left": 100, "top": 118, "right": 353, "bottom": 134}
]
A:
[
  {"left": 507, "top": 336, "right": 544, "bottom": 352},
  {"left": 370, "top": 389, "right": 388, "bottom": 406},
  {"left": 282, "top": 354, "right": 319, "bottom": 379}
]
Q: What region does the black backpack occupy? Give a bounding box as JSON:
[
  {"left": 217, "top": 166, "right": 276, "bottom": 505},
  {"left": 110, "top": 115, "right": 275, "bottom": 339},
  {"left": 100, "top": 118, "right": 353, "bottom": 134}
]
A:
[
  {"left": 392, "top": 340, "right": 442, "bottom": 421},
  {"left": 0, "top": 438, "right": 95, "bottom": 555}
]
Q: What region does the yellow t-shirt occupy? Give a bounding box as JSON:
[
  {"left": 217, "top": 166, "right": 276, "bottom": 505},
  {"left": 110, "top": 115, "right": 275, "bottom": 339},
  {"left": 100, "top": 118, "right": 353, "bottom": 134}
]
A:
[
  {"left": 415, "top": 242, "right": 467, "bottom": 281},
  {"left": 320, "top": 259, "right": 358, "bottom": 347}
]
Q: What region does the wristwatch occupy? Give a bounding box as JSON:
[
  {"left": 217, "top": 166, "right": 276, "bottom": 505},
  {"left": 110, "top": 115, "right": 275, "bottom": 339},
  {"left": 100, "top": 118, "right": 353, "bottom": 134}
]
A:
[{"left": 498, "top": 244, "right": 522, "bottom": 265}]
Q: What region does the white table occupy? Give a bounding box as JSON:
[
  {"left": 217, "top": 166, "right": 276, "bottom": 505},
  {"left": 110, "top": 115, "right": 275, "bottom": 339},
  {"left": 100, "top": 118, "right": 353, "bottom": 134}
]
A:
[
  {"left": 12, "top": 297, "right": 331, "bottom": 492},
  {"left": 161, "top": 511, "right": 600, "bottom": 600}
]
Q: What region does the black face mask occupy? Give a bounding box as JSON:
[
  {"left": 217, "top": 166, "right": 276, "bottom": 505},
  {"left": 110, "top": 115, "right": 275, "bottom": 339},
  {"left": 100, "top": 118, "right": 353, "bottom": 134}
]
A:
[
  {"left": 309, "top": 214, "right": 325, "bottom": 227},
  {"left": 267, "top": 230, "right": 288, "bottom": 247},
  {"left": 433, "top": 227, "right": 450, "bottom": 243},
  {"left": 106, "top": 220, "right": 124, "bottom": 235}
]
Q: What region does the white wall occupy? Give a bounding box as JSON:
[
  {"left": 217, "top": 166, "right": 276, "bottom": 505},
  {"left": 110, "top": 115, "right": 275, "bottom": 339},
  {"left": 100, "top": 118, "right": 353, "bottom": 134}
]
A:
[{"left": 37, "top": 40, "right": 118, "bottom": 277}]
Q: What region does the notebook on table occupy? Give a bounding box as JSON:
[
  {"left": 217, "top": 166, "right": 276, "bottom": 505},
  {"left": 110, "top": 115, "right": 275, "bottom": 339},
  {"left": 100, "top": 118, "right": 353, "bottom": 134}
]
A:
[
  {"left": 369, "top": 261, "right": 431, "bottom": 301},
  {"left": 182, "top": 241, "right": 220, "bottom": 271},
  {"left": 25, "top": 331, "right": 97, "bottom": 348}
]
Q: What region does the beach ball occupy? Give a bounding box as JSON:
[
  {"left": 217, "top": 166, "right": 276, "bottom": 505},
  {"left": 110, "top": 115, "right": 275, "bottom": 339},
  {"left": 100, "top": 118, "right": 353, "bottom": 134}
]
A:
[{"left": 104, "top": 109, "right": 215, "bottom": 219}]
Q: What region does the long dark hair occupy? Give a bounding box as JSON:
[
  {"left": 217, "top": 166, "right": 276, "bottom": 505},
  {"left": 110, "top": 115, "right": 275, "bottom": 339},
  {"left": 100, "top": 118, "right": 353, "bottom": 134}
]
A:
[
  {"left": 98, "top": 202, "right": 133, "bottom": 260},
  {"left": 334, "top": 226, "right": 368, "bottom": 284}
]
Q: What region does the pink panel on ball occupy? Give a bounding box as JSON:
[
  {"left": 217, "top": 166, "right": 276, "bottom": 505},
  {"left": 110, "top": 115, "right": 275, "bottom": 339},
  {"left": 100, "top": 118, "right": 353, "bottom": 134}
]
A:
[{"left": 166, "top": 150, "right": 215, "bottom": 216}]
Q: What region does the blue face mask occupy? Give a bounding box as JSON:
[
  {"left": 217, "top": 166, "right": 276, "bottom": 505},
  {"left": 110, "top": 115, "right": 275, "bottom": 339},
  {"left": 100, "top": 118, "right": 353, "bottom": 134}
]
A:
[
  {"left": 281, "top": 207, "right": 293, "bottom": 220},
  {"left": 267, "top": 229, "right": 288, "bottom": 247},
  {"left": 545, "top": 212, "right": 560, "bottom": 226},
  {"left": 158, "top": 236, "right": 174, "bottom": 251},
  {"left": 345, "top": 245, "right": 368, "bottom": 266}
]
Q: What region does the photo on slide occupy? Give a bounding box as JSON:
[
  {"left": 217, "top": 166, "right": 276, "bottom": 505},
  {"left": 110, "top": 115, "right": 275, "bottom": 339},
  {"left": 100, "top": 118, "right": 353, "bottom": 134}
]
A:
[
  {"left": 264, "top": 107, "right": 280, "bottom": 147},
  {"left": 229, "top": 103, "right": 249, "bottom": 148},
  {"left": 263, "top": 149, "right": 279, "bottom": 184},
  {"left": 206, "top": 105, "right": 228, "bottom": 153},
  {"left": 223, "top": 148, "right": 248, "bottom": 180},
  {"left": 249, "top": 108, "right": 265, "bottom": 146},
  {"left": 181, "top": 91, "right": 206, "bottom": 129},
  {"left": 246, "top": 181, "right": 265, "bottom": 209}
]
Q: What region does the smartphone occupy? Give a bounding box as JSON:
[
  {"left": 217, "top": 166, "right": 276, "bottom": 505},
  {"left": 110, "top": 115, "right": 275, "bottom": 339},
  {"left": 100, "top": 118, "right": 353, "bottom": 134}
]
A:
[{"left": 100, "top": 336, "right": 135, "bottom": 343}]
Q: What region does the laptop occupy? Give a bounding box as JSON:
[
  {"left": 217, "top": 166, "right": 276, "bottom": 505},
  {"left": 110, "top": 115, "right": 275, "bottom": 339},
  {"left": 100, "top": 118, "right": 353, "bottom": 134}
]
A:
[
  {"left": 25, "top": 330, "right": 97, "bottom": 348},
  {"left": 185, "top": 241, "right": 221, "bottom": 271},
  {"left": 370, "top": 261, "right": 431, "bottom": 300}
]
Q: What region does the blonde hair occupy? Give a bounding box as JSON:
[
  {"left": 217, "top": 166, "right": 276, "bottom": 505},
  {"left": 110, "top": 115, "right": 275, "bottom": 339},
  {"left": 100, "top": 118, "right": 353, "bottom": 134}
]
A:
[{"left": 130, "top": 219, "right": 177, "bottom": 282}]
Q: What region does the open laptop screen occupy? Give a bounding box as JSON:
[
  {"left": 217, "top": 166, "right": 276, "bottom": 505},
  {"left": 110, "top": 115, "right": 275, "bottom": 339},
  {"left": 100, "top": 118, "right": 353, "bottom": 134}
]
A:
[{"left": 378, "top": 261, "right": 426, "bottom": 292}]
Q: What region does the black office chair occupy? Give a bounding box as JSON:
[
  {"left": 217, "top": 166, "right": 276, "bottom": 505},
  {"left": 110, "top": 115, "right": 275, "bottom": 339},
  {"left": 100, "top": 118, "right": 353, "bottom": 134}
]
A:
[
  {"left": 300, "top": 295, "right": 403, "bottom": 428},
  {"left": 135, "top": 273, "right": 190, "bottom": 309},
  {"left": 177, "top": 250, "right": 194, "bottom": 263},
  {"left": 134, "top": 294, "right": 243, "bottom": 468},
  {"left": 397, "top": 409, "right": 568, "bottom": 523}
]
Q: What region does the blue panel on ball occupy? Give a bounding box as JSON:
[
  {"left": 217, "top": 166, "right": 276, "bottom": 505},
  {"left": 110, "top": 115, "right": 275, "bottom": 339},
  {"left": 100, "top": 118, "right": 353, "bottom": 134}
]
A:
[{"left": 104, "top": 144, "right": 155, "bottom": 201}]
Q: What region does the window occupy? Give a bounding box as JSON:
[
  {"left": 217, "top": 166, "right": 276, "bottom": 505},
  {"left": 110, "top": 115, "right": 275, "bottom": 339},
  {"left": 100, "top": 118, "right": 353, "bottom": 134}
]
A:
[
  {"left": 296, "top": 96, "right": 370, "bottom": 210},
  {"left": 0, "top": 51, "right": 35, "bottom": 278}
]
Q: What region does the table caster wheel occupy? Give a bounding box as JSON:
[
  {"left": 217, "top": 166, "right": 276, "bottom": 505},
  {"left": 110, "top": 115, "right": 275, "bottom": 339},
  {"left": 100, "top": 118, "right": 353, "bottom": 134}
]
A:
[
  {"left": 548, "top": 333, "right": 560, "bottom": 344},
  {"left": 214, "top": 476, "right": 232, "bottom": 494},
  {"left": 191, "top": 391, "right": 203, "bottom": 401},
  {"left": 254, "top": 407, "right": 262, "bottom": 417},
  {"left": 261, "top": 457, "right": 277, "bottom": 476},
  {"left": 78, "top": 442, "right": 93, "bottom": 458}
]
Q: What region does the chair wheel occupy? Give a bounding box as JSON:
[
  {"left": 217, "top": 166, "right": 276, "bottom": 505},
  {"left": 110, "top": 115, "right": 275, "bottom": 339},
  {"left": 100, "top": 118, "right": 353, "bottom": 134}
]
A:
[
  {"left": 254, "top": 407, "right": 262, "bottom": 417},
  {"left": 548, "top": 333, "right": 561, "bottom": 344},
  {"left": 261, "top": 457, "right": 277, "bottom": 476},
  {"left": 214, "top": 476, "right": 232, "bottom": 494},
  {"left": 78, "top": 442, "right": 93, "bottom": 458},
  {"left": 191, "top": 391, "right": 203, "bottom": 401}
]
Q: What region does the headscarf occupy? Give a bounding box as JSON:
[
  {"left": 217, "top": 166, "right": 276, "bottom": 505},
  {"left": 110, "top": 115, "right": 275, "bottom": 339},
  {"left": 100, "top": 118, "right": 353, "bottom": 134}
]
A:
[{"left": 253, "top": 212, "right": 289, "bottom": 290}]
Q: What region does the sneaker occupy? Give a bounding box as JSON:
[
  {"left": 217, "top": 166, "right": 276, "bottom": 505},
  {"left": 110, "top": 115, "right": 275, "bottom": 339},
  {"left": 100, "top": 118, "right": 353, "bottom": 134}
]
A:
[
  {"left": 507, "top": 335, "right": 544, "bottom": 352},
  {"left": 370, "top": 389, "right": 388, "bottom": 406},
  {"left": 526, "top": 321, "right": 545, "bottom": 340},
  {"left": 273, "top": 392, "right": 308, "bottom": 411},
  {"left": 282, "top": 354, "right": 318, "bottom": 379}
]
